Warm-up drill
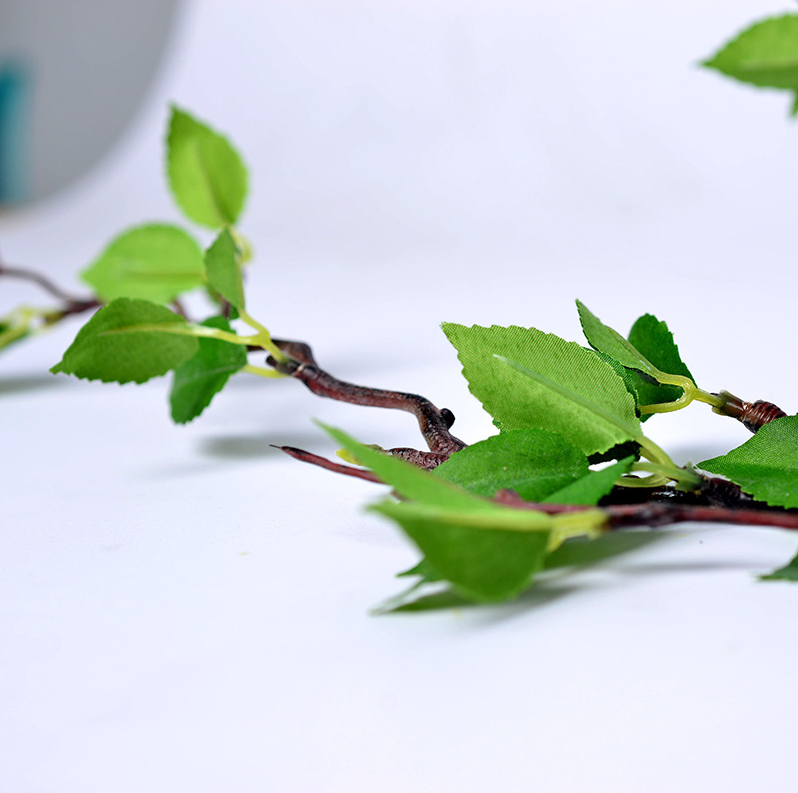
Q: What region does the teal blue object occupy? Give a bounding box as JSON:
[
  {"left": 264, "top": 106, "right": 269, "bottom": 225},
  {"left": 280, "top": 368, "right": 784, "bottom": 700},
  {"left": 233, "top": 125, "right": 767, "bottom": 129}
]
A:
[{"left": 0, "top": 62, "right": 31, "bottom": 204}]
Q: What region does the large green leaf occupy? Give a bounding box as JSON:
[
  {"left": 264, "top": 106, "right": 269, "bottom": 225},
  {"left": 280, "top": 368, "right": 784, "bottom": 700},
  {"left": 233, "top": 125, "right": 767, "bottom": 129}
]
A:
[
  {"left": 204, "top": 229, "right": 246, "bottom": 311},
  {"left": 80, "top": 224, "right": 205, "bottom": 303},
  {"left": 433, "top": 428, "right": 589, "bottom": 500},
  {"left": 703, "top": 15, "right": 798, "bottom": 115},
  {"left": 166, "top": 107, "right": 248, "bottom": 228},
  {"left": 627, "top": 313, "right": 694, "bottom": 412},
  {"left": 51, "top": 298, "right": 198, "bottom": 384},
  {"left": 169, "top": 316, "right": 247, "bottom": 424},
  {"left": 699, "top": 415, "right": 798, "bottom": 508},
  {"left": 443, "top": 323, "right": 639, "bottom": 456}
]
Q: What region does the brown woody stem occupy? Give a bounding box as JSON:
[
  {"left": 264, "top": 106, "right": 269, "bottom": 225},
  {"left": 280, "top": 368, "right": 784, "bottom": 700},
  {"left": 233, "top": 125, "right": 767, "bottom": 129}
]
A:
[
  {"left": 493, "top": 489, "right": 798, "bottom": 531},
  {"left": 268, "top": 338, "right": 466, "bottom": 469},
  {"left": 0, "top": 259, "right": 100, "bottom": 318}
]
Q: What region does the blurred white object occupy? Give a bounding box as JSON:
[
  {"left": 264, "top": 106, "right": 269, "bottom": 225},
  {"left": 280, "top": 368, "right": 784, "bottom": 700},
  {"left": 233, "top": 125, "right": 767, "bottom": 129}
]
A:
[{"left": 0, "top": 0, "right": 181, "bottom": 204}]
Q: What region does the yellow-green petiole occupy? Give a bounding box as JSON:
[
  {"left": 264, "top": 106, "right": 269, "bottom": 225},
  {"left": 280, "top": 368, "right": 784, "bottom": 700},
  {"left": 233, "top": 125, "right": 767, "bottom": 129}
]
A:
[{"left": 638, "top": 372, "right": 725, "bottom": 414}]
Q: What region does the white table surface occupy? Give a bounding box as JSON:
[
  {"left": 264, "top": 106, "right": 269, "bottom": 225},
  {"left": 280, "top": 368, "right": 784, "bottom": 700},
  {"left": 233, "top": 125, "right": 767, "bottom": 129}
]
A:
[{"left": 3, "top": 2, "right": 798, "bottom": 791}]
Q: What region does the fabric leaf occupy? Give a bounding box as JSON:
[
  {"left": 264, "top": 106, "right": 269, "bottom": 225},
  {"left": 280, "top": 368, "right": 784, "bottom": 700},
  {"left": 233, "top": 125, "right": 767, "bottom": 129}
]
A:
[
  {"left": 372, "top": 500, "right": 551, "bottom": 603},
  {"left": 761, "top": 549, "right": 798, "bottom": 582},
  {"left": 169, "top": 316, "right": 247, "bottom": 424},
  {"left": 577, "top": 300, "right": 658, "bottom": 375},
  {"left": 204, "top": 229, "right": 245, "bottom": 310},
  {"left": 699, "top": 415, "right": 798, "bottom": 508},
  {"left": 167, "top": 107, "right": 248, "bottom": 227},
  {"left": 442, "top": 323, "right": 639, "bottom": 456},
  {"left": 80, "top": 224, "right": 204, "bottom": 304},
  {"left": 703, "top": 15, "right": 798, "bottom": 116},
  {"left": 433, "top": 428, "right": 589, "bottom": 500},
  {"left": 627, "top": 313, "right": 694, "bottom": 412},
  {"left": 51, "top": 298, "right": 198, "bottom": 384}
]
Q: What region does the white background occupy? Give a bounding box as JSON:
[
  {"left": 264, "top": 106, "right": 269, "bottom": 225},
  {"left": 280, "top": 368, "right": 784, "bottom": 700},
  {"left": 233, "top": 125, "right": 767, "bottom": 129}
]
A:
[{"left": 2, "top": 1, "right": 798, "bottom": 791}]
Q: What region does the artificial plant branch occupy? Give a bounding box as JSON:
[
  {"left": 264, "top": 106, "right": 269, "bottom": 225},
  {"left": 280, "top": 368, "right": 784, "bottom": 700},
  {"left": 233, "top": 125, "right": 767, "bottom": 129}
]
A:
[
  {"left": 712, "top": 390, "right": 787, "bottom": 433},
  {"left": 493, "top": 489, "right": 798, "bottom": 531},
  {"left": 268, "top": 338, "right": 467, "bottom": 469},
  {"left": 0, "top": 259, "right": 100, "bottom": 320}
]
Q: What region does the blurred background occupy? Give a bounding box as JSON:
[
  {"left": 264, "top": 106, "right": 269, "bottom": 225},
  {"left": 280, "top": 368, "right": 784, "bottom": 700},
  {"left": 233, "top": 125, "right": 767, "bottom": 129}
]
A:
[
  {"left": 2, "top": 0, "right": 796, "bottom": 399},
  {"left": 1, "top": 1, "right": 794, "bottom": 280}
]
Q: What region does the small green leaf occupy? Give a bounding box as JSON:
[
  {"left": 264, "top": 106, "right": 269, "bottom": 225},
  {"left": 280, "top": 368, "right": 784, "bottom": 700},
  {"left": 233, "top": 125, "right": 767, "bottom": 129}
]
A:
[
  {"left": 169, "top": 316, "right": 247, "bottom": 424},
  {"left": 166, "top": 106, "right": 248, "bottom": 228},
  {"left": 761, "top": 549, "right": 798, "bottom": 581},
  {"left": 627, "top": 314, "right": 694, "bottom": 412},
  {"left": 703, "top": 15, "right": 798, "bottom": 112},
  {"left": 577, "top": 300, "right": 658, "bottom": 375},
  {"left": 699, "top": 416, "right": 798, "bottom": 508},
  {"left": 80, "top": 224, "right": 205, "bottom": 304},
  {"left": 442, "top": 323, "right": 639, "bottom": 456},
  {"left": 51, "top": 298, "right": 198, "bottom": 384},
  {"left": 543, "top": 457, "right": 634, "bottom": 506},
  {"left": 433, "top": 428, "right": 589, "bottom": 500},
  {"left": 205, "top": 229, "right": 245, "bottom": 310}
]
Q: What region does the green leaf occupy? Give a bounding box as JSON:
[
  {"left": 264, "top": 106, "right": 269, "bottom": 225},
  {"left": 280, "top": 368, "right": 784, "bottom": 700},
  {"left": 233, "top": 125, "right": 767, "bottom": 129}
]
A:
[
  {"left": 376, "top": 587, "right": 474, "bottom": 614},
  {"left": 396, "top": 558, "right": 442, "bottom": 583},
  {"left": 205, "top": 229, "right": 245, "bottom": 310},
  {"left": 699, "top": 415, "right": 798, "bottom": 508},
  {"left": 761, "top": 549, "right": 798, "bottom": 581},
  {"left": 543, "top": 457, "right": 635, "bottom": 506},
  {"left": 443, "top": 323, "right": 639, "bottom": 456},
  {"left": 627, "top": 314, "right": 695, "bottom": 412},
  {"left": 703, "top": 15, "right": 798, "bottom": 113},
  {"left": 379, "top": 529, "right": 665, "bottom": 613},
  {"left": 51, "top": 298, "right": 198, "bottom": 384},
  {"left": 577, "top": 300, "right": 658, "bottom": 376},
  {"left": 372, "top": 500, "right": 551, "bottom": 603},
  {"left": 322, "top": 423, "right": 558, "bottom": 602},
  {"left": 80, "top": 224, "right": 205, "bottom": 304},
  {"left": 577, "top": 302, "right": 696, "bottom": 418},
  {"left": 166, "top": 106, "right": 248, "bottom": 228},
  {"left": 433, "top": 428, "right": 589, "bottom": 500},
  {"left": 169, "top": 316, "right": 247, "bottom": 424}
]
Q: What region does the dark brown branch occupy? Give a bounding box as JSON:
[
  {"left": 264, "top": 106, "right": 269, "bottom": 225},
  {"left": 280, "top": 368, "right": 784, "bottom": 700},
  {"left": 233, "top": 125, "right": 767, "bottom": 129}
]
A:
[
  {"left": 268, "top": 338, "right": 467, "bottom": 466},
  {"left": 0, "top": 258, "right": 100, "bottom": 320},
  {"left": 0, "top": 260, "right": 87, "bottom": 305},
  {"left": 493, "top": 489, "right": 798, "bottom": 531},
  {"left": 275, "top": 446, "right": 381, "bottom": 483}
]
